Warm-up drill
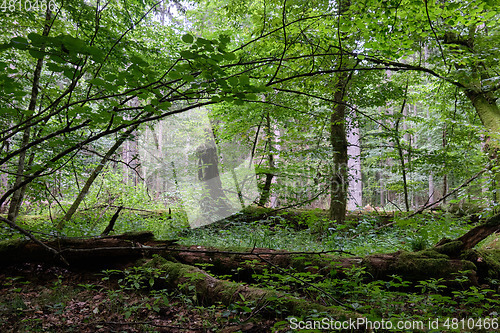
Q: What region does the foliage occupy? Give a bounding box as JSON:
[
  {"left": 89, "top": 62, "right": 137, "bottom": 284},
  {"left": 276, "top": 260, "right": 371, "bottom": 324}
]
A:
[{"left": 0, "top": 0, "right": 499, "bottom": 330}]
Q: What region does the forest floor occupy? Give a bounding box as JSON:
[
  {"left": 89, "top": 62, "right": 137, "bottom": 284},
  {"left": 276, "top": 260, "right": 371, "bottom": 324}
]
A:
[
  {"left": 0, "top": 208, "right": 499, "bottom": 332},
  {"left": 0, "top": 262, "right": 279, "bottom": 333}
]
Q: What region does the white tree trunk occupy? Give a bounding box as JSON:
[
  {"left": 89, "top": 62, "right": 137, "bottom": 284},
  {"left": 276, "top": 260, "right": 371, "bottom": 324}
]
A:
[
  {"left": 269, "top": 124, "right": 281, "bottom": 208},
  {"left": 429, "top": 173, "right": 435, "bottom": 205},
  {"left": 347, "top": 113, "right": 362, "bottom": 210}
]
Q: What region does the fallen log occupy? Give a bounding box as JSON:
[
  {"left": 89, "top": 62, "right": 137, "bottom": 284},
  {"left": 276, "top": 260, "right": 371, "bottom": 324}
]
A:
[
  {"left": 1, "top": 231, "right": 497, "bottom": 286},
  {"left": 142, "top": 255, "right": 362, "bottom": 320},
  {"left": 434, "top": 213, "right": 500, "bottom": 255}
]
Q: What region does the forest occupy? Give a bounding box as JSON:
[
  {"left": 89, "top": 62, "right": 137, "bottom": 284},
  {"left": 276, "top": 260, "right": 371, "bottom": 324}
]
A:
[{"left": 0, "top": 0, "right": 499, "bottom": 332}]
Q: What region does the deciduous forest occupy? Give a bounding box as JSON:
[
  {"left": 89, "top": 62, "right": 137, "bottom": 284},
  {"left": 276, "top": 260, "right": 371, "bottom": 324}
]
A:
[{"left": 0, "top": 0, "right": 499, "bottom": 332}]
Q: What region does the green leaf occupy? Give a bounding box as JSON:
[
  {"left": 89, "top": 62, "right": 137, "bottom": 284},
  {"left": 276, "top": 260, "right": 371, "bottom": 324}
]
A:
[
  {"left": 144, "top": 105, "right": 155, "bottom": 113},
  {"left": 245, "top": 93, "right": 257, "bottom": 101},
  {"left": 27, "top": 33, "right": 44, "bottom": 45},
  {"left": 239, "top": 75, "right": 249, "bottom": 85},
  {"left": 85, "top": 46, "right": 104, "bottom": 62},
  {"left": 29, "top": 165, "right": 44, "bottom": 173},
  {"left": 47, "top": 62, "right": 65, "bottom": 72},
  {"left": 182, "top": 34, "right": 194, "bottom": 44},
  {"left": 61, "top": 35, "right": 86, "bottom": 53},
  {"left": 158, "top": 102, "right": 171, "bottom": 110},
  {"left": 63, "top": 68, "right": 78, "bottom": 79},
  {"left": 28, "top": 49, "right": 45, "bottom": 59},
  {"left": 223, "top": 52, "right": 236, "bottom": 61},
  {"left": 182, "top": 74, "right": 195, "bottom": 82},
  {"left": 180, "top": 50, "right": 196, "bottom": 59},
  {"left": 105, "top": 74, "right": 117, "bottom": 82},
  {"left": 131, "top": 55, "right": 147, "bottom": 66},
  {"left": 49, "top": 54, "right": 66, "bottom": 64},
  {"left": 227, "top": 76, "right": 239, "bottom": 86},
  {"left": 11, "top": 37, "right": 29, "bottom": 50},
  {"left": 89, "top": 77, "right": 106, "bottom": 86}
]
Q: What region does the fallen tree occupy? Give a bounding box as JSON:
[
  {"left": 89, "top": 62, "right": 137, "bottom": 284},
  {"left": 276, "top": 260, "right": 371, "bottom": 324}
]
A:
[
  {"left": 1, "top": 217, "right": 499, "bottom": 285},
  {"left": 0, "top": 212, "right": 499, "bottom": 324}
]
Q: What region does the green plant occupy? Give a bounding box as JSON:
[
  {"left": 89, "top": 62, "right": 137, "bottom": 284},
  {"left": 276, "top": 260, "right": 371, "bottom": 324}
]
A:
[{"left": 416, "top": 278, "right": 447, "bottom": 293}]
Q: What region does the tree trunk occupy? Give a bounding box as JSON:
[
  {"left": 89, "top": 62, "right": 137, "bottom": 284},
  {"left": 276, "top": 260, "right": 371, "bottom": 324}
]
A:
[
  {"left": 143, "top": 256, "right": 359, "bottom": 320},
  {"left": 258, "top": 112, "right": 275, "bottom": 207},
  {"left": 1, "top": 222, "right": 498, "bottom": 285},
  {"left": 329, "top": 0, "right": 352, "bottom": 223},
  {"left": 7, "top": 8, "right": 52, "bottom": 222},
  {"left": 196, "top": 135, "right": 232, "bottom": 220},
  {"left": 464, "top": 90, "right": 500, "bottom": 202},
  {"left": 347, "top": 112, "right": 362, "bottom": 210},
  {"left": 329, "top": 71, "right": 350, "bottom": 223},
  {"left": 394, "top": 99, "right": 410, "bottom": 212},
  {"left": 427, "top": 108, "right": 435, "bottom": 205},
  {"left": 428, "top": 173, "right": 435, "bottom": 205},
  {"left": 59, "top": 123, "right": 142, "bottom": 228}
]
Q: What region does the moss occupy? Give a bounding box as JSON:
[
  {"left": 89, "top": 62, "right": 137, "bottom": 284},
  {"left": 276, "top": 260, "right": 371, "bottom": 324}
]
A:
[
  {"left": 392, "top": 251, "right": 476, "bottom": 281},
  {"left": 143, "top": 255, "right": 359, "bottom": 319},
  {"left": 481, "top": 234, "right": 500, "bottom": 250},
  {"left": 0, "top": 239, "right": 29, "bottom": 252},
  {"left": 414, "top": 249, "right": 450, "bottom": 259},
  {"left": 433, "top": 240, "right": 464, "bottom": 256},
  {"left": 241, "top": 205, "right": 273, "bottom": 217},
  {"left": 289, "top": 254, "right": 343, "bottom": 273},
  {"left": 462, "top": 249, "right": 500, "bottom": 279}
]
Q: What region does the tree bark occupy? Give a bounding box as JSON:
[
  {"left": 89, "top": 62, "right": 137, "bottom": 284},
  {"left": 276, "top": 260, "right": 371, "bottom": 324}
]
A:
[
  {"left": 2, "top": 219, "right": 498, "bottom": 284},
  {"left": 7, "top": 8, "right": 52, "bottom": 222},
  {"left": 196, "top": 135, "right": 232, "bottom": 220},
  {"left": 464, "top": 90, "right": 500, "bottom": 202},
  {"left": 394, "top": 88, "right": 410, "bottom": 212},
  {"left": 435, "top": 212, "right": 500, "bottom": 254},
  {"left": 329, "top": 71, "right": 350, "bottom": 223},
  {"left": 143, "top": 256, "right": 359, "bottom": 320},
  {"left": 329, "top": 0, "right": 352, "bottom": 223},
  {"left": 259, "top": 111, "right": 275, "bottom": 207},
  {"left": 347, "top": 112, "right": 362, "bottom": 210}
]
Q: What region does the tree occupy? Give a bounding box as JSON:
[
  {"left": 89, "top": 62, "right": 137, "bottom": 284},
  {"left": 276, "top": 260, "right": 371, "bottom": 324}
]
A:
[
  {"left": 1, "top": 0, "right": 498, "bottom": 242},
  {"left": 0, "top": 0, "right": 268, "bottom": 232}
]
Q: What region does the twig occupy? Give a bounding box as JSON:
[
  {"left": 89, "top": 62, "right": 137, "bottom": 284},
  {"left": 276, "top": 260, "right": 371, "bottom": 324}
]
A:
[
  {"left": 424, "top": 0, "right": 447, "bottom": 67},
  {"left": 374, "top": 166, "right": 492, "bottom": 231},
  {"left": 262, "top": 184, "right": 330, "bottom": 213},
  {"left": 407, "top": 166, "right": 491, "bottom": 219},
  {"left": 79, "top": 204, "right": 165, "bottom": 213}
]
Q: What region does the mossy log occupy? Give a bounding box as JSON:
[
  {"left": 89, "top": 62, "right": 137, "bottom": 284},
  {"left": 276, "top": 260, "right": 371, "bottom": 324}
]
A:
[
  {"left": 1, "top": 232, "right": 498, "bottom": 286},
  {"left": 432, "top": 212, "right": 500, "bottom": 262},
  {"left": 167, "top": 247, "right": 485, "bottom": 285},
  {"left": 0, "top": 231, "right": 166, "bottom": 267},
  {"left": 143, "top": 256, "right": 361, "bottom": 321}
]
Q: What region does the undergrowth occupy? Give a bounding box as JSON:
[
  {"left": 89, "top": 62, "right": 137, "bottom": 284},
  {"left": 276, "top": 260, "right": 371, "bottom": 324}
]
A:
[
  {"left": 1, "top": 208, "right": 475, "bottom": 256},
  {"left": 0, "top": 207, "right": 497, "bottom": 332}
]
